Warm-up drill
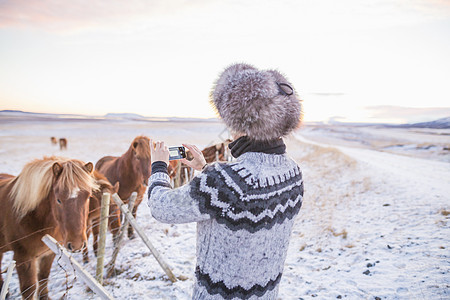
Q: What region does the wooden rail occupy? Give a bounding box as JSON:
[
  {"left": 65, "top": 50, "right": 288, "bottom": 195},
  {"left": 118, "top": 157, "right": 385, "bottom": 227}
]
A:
[
  {"left": 106, "top": 192, "right": 137, "bottom": 278},
  {"left": 0, "top": 260, "right": 15, "bottom": 300},
  {"left": 111, "top": 193, "right": 177, "bottom": 283},
  {"left": 41, "top": 235, "right": 114, "bottom": 300},
  {"left": 96, "top": 192, "right": 111, "bottom": 285}
]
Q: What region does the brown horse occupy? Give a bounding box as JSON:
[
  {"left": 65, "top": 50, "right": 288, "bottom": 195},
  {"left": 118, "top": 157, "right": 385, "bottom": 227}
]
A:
[
  {"left": 0, "top": 156, "right": 96, "bottom": 299},
  {"left": 95, "top": 136, "right": 151, "bottom": 238},
  {"left": 174, "top": 141, "right": 232, "bottom": 186},
  {"left": 134, "top": 183, "right": 147, "bottom": 218},
  {"left": 0, "top": 173, "right": 13, "bottom": 180},
  {"left": 59, "top": 138, "right": 67, "bottom": 150},
  {"left": 83, "top": 171, "right": 120, "bottom": 263},
  {"left": 50, "top": 137, "right": 57, "bottom": 145},
  {"left": 202, "top": 140, "right": 232, "bottom": 163}
]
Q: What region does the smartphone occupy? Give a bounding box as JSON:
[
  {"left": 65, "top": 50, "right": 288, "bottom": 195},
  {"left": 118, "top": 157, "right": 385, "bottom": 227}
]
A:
[{"left": 169, "top": 146, "right": 187, "bottom": 161}]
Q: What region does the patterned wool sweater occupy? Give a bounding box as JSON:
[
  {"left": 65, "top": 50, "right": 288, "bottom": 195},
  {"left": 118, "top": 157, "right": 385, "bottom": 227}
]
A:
[{"left": 147, "top": 152, "right": 304, "bottom": 300}]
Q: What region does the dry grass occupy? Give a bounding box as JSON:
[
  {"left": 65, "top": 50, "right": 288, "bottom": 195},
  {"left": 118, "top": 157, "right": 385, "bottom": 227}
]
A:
[
  {"left": 286, "top": 137, "right": 371, "bottom": 248},
  {"left": 301, "top": 146, "right": 355, "bottom": 166},
  {"left": 327, "top": 227, "right": 348, "bottom": 239}
]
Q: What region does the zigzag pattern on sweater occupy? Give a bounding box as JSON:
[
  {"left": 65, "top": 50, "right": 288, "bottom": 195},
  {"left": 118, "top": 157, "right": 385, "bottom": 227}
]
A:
[
  {"left": 189, "top": 163, "right": 303, "bottom": 233},
  {"left": 195, "top": 266, "right": 282, "bottom": 300},
  {"left": 147, "top": 181, "right": 172, "bottom": 199}
]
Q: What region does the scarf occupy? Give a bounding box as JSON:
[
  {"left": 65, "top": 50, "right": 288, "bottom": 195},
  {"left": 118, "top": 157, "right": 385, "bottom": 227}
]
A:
[{"left": 228, "top": 136, "right": 286, "bottom": 158}]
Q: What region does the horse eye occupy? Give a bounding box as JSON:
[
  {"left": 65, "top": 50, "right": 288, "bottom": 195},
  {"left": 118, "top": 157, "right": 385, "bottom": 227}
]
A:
[{"left": 57, "top": 199, "right": 62, "bottom": 204}]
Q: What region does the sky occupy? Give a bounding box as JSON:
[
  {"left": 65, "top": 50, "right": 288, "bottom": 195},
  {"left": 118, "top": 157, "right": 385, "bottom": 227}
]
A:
[{"left": 0, "top": 0, "right": 449, "bottom": 124}]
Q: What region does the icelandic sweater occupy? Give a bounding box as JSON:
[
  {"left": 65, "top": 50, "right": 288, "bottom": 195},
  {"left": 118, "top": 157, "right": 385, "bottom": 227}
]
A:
[{"left": 147, "top": 152, "right": 304, "bottom": 300}]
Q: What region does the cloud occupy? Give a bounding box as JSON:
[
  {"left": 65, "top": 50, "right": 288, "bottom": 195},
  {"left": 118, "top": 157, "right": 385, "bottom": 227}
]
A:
[
  {"left": 1, "top": 0, "right": 449, "bottom": 35},
  {"left": 0, "top": 0, "right": 210, "bottom": 33}
]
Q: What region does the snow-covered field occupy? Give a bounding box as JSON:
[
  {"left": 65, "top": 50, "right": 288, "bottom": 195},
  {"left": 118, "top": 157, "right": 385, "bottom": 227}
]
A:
[{"left": 1, "top": 117, "right": 449, "bottom": 299}]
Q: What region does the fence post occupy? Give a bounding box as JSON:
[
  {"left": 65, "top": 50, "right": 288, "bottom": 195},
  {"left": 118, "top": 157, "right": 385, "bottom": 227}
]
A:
[
  {"left": 111, "top": 193, "right": 178, "bottom": 283},
  {"left": 106, "top": 192, "right": 137, "bottom": 278},
  {"left": 175, "top": 161, "right": 184, "bottom": 188},
  {"left": 0, "top": 260, "right": 15, "bottom": 300},
  {"left": 96, "top": 192, "right": 110, "bottom": 285},
  {"left": 184, "top": 167, "right": 189, "bottom": 185},
  {"left": 41, "top": 235, "right": 114, "bottom": 300}
]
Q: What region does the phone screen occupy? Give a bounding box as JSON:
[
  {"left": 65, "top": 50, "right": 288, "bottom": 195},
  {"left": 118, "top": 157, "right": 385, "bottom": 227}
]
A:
[
  {"left": 169, "top": 148, "right": 179, "bottom": 157},
  {"left": 168, "top": 146, "right": 186, "bottom": 160}
]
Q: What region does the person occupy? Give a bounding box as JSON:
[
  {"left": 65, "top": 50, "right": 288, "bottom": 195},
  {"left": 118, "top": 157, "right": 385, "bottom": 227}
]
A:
[{"left": 147, "top": 63, "right": 304, "bottom": 299}]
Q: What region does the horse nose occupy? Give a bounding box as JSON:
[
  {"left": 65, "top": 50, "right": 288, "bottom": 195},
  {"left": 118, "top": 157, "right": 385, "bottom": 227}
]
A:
[{"left": 66, "top": 240, "right": 86, "bottom": 252}]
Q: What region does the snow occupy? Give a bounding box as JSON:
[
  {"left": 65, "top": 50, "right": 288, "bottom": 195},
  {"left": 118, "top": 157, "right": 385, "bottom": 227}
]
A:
[
  {"left": 1, "top": 118, "right": 449, "bottom": 299},
  {"left": 286, "top": 133, "right": 449, "bottom": 299}
]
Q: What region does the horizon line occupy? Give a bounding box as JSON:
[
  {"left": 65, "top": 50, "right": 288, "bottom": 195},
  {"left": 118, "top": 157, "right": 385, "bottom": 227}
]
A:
[{"left": 1, "top": 109, "right": 449, "bottom": 126}]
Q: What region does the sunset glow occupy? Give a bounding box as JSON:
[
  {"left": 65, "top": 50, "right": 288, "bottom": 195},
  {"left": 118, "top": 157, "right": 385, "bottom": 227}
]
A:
[{"left": 1, "top": 0, "right": 449, "bottom": 123}]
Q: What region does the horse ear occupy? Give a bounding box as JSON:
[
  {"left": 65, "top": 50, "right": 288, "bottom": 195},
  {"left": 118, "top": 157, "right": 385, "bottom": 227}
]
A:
[
  {"left": 84, "top": 162, "right": 94, "bottom": 174},
  {"left": 113, "top": 181, "right": 120, "bottom": 193},
  {"left": 52, "top": 162, "right": 63, "bottom": 178},
  {"left": 132, "top": 142, "right": 138, "bottom": 155}
]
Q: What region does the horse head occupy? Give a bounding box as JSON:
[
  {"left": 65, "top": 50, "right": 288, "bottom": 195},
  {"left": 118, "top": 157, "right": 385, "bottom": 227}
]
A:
[
  {"left": 92, "top": 170, "right": 120, "bottom": 202},
  {"left": 51, "top": 160, "right": 96, "bottom": 252},
  {"left": 130, "top": 136, "right": 151, "bottom": 184},
  {"left": 91, "top": 171, "right": 121, "bottom": 232}
]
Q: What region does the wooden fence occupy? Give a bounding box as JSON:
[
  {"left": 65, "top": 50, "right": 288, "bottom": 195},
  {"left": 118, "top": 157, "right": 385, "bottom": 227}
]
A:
[
  {"left": 111, "top": 193, "right": 178, "bottom": 282},
  {"left": 0, "top": 260, "right": 15, "bottom": 300},
  {"left": 96, "top": 192, "right": 111, "bottom": 285},
  {"left": 105, "top": 192, "right": 137, "bottom": 278},
  {"left": 4, "top": 188, "right": 179, "bottom": 298},
  {"left": 42, "top": 234, "right": 114, "bottom": 300}
]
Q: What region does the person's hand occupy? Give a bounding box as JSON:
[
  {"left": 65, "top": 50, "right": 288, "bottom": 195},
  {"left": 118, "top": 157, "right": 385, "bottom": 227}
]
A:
[
  {"left": 150, "top": 140, "right": 169, "bottom": 165},
  {"left": 181, "top": 143, "right": 207, "bottom": 171}
]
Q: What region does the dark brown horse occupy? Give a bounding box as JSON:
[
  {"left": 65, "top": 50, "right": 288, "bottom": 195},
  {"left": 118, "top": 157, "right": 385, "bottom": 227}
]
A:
[
  {"left": 0, "top": 156, "right": 96, "bottom": 299},
  {"left": 59, "top": 138, "right": 67, "bottom": 150},
  {"left": 134, "top": 183, "right": 147, "bottom": 218},
  {"left": 83, "top": 171, "right": 120, "bottom": 263},
  {"left": 95, "top": 136, "right": 151, "bottom": 238},
  {"left": 175, "top": 141, "right": 232, "bottom": 186},
  {"left": 202, "top": 140, "right": 232, "bottom": 163}
]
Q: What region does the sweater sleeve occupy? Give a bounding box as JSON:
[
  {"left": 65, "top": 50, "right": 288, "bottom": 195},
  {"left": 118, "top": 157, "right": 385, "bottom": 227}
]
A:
[{"left": 147, "top": 171, "right": 211, "bottom": 224}]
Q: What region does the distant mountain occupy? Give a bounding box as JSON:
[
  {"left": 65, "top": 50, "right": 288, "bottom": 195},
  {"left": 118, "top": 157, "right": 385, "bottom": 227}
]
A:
[
  {"left": 0, "top": 110, "right": 91, "bottom": 120},
  {"left": 0, "top": 110, "right": 52, "bottom": 116},
  {"left": 0, "top": 110, "right": 220, "bottom": 123},
  {"left": 104, "top": 113, "right": 147, "bottom": 119},
  {"left": 399, "top": 117, "right": 450, "bottom": 129},
  {"left": 1, "top": 110, "right": 31, "bottom": 114}
]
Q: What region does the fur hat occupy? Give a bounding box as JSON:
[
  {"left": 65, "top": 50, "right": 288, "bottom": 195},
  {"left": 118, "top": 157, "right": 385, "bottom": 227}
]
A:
[{"left": 210, "top": 63, "right": 302, "bottom": 141}]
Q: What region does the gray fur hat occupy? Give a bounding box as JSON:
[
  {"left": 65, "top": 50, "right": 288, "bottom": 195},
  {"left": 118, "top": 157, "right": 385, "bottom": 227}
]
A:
[{"left": 210, "top": 63, "right": 302, "bottom": 141}]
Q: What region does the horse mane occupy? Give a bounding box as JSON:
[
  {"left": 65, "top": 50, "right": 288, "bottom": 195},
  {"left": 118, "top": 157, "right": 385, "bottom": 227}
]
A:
[
  {"left": 131, "top": 136, "right": 151, "bottom": 159},
  {"left": 9, "top": 156, "right": 98, "bottom": 219},
  {"left": 93, "top": 170, "right": 112, "bottom": 189}
]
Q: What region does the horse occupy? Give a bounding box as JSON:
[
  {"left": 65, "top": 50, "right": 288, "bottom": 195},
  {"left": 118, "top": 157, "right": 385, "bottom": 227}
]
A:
[
  {"left": 50, "top": 137, "right": 57, "bottom": 145},
  {"left": 59, "top": 138, "right": 67, "bottom": 150},
  {"left": 83, "top": 171, "right": 120, "bottom": 263},
  {"left": 95, "top": 136, "right": 151, "bottom": 238},
  {"left": 0, "top": 156, "right": 96, "bottom": 299},
  {"left": 134, "top": 183, "right": 147, "bottom": 219},
  {"left": 0, "top": 174, "right": 14, "bottom": 180},
  {"left": 174, "top": 141, "right": 232, "bottom": 186},
  {"left": 202, "top": 140, "right": 232, "bottom": 163},
  {"left": 167, "top": 160, "right": 178, "bottom": 179}
]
